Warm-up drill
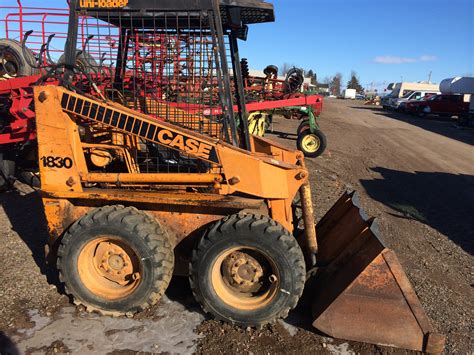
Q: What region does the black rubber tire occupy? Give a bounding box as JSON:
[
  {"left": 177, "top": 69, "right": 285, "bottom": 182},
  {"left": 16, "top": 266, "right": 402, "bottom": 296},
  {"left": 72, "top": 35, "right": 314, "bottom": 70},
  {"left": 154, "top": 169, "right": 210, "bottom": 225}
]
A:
[
  {"left": 58, "top": 51, "right": 98, "bottom": 74},
  {"left": 291, "top": 194, "right": 304, "bottom": 234},
  {"left": 297, "top": 128, "right": 327, "bottom": 158},
  {"left": 297, "top": 119, "right": 310, "bottom": 135},
  {"left": 0, "top": 38, "right": 38, "bottom": 78},
  {"left": 417, "top": 106, "right": 430, "bottom": 118},
  {"left": 190, "top": 213, "right": 306, "bottom": 327},
  {"left": 18, "top": 170, "right": 40, "bottom": 188},
  {"left": 57, "top": 205, "right": 174, "bottom": 315},
  {"left": 263, "top": 65, "right": 278, "bottom": 77},
  {"left": 0, "top": 153, "right": 16, "bottom": 191}
]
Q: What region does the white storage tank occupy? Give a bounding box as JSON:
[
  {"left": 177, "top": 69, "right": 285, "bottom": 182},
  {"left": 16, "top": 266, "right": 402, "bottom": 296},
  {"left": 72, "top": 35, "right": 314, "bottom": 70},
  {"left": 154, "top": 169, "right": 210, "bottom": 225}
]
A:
[{"left": 440, "top": 77, "right": 474, "bottom": 94}]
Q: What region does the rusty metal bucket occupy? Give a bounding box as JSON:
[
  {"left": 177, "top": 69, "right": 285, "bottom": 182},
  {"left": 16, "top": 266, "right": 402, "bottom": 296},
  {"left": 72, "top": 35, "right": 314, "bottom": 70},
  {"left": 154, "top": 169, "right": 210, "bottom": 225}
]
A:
[{"left": 311, "top": 191, "right": 445, "bottom": 353}]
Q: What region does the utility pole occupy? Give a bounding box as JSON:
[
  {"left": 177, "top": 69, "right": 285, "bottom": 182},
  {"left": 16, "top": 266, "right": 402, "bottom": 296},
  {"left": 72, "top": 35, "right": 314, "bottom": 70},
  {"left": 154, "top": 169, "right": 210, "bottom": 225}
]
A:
[{"left": 428, "top": 71, "right": 432, "bottom": 83}]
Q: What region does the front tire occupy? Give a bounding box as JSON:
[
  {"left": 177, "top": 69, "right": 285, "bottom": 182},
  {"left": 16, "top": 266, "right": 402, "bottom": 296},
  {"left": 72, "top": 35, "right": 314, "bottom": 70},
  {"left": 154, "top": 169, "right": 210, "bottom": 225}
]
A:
[
  {"left": 57, "top": 205, "right": 174, "bottom": 315},
  {"left": 418, "top": 106, "right": 430, "bottom": 118},
  {"left": 190, "top": 213, "right": 306, "bottom": 327},
  {"left": 297, "top": 129, "right": 327, "bottom": 158}
]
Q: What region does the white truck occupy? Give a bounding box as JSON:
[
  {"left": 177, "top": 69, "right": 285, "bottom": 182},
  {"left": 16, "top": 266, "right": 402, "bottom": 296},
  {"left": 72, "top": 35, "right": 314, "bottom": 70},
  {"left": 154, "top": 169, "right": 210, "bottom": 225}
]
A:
[{"left": 343, "top": 89, "right": 356, "bottom": 99}]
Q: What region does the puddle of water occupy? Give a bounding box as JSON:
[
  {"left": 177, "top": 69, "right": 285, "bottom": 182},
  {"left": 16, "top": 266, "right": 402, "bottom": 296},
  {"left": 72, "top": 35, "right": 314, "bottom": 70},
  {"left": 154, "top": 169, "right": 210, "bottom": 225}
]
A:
[
  {"left": 278, "top": 319, "right": 298, "bottom": 337},
  {"left": 12, "top": 296, "right": 205, "bottom": 354},
  {"left": 326, "top": 342, "right": 355, "bottom": 355}
]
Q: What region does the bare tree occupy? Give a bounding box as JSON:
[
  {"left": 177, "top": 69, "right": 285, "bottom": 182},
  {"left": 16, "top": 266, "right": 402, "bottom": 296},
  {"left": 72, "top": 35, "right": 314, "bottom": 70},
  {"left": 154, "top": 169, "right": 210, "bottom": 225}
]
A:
[{"left": 330, "top": 73, "right": 343, "bottom": 96}]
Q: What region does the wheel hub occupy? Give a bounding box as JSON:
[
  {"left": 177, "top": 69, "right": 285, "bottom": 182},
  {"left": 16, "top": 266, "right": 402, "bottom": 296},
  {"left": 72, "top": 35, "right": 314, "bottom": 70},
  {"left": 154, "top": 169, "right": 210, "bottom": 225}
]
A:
[
  {"left": 302, "top": 134, "right": 320, "bottom": 152},
  {"left": 108, "top": 254, "right": 125, "bottom": 270},
  {"left": 222, "top": 251, "right": 263, "bottom": 292},
  {"left": 94, "top": 242, "right": 136, "bottom": 285},
  {"left": 211, "top": 247, "right": 280, "bottom": 311},
  {"left": 78, "top": 237, "right": 141, "bottom": 299},
  {"left": 0, "top": 55, "right": 19, "bottom": 79}
]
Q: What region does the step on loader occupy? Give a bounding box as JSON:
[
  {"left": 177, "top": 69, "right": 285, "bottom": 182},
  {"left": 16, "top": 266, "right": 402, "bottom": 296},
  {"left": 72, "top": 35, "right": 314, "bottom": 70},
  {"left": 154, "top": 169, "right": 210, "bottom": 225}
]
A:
[{"left": 33, "top": 0, "right": 444, "bottom": 352}]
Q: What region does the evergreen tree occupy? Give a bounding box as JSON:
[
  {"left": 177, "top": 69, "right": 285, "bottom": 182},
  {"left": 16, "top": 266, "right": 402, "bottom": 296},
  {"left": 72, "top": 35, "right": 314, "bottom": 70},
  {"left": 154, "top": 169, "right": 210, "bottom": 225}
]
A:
[
  {"left": 347, "top": 71, "right": 364, "bottom": 93},
  {"left": 306, "top": 69, "right": 318, "bottom": 85}
]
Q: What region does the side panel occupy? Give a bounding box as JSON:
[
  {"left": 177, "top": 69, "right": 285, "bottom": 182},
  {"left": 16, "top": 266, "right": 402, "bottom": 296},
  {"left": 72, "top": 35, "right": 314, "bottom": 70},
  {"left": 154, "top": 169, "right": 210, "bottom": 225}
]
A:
[{"left": 35, "top": 89, "right": 86, "bottom": 192}]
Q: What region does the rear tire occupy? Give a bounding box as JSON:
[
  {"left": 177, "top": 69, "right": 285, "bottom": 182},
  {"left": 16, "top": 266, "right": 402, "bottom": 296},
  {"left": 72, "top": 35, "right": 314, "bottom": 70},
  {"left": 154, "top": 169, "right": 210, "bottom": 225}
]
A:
[
  {"left": 57, "top": 205, "right": 174, "bottom": 315},
  {"left": 190, "top": 213, "right": 306, "bottom": 327},
  {"left": 0, "top": 38, "right": 38, "bottom": 79},
  {"left": 18, "top": 170, "right": 40, "bottom": 188},
  {"left": 297, "top": 120, "right": 310, "bottom": 135},
  {"left": 297, "top": 129, "right": 327, "bottom": 158},
  {"left": 0, "top": 153, "right": 16, "bottom": 191}
]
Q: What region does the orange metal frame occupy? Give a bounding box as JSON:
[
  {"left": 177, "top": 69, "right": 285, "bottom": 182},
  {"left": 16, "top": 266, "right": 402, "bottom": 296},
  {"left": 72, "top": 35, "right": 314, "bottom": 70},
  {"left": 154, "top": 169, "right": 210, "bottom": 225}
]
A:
[{"left": 34, "top": 85, "right": 317, "bottom": 261}]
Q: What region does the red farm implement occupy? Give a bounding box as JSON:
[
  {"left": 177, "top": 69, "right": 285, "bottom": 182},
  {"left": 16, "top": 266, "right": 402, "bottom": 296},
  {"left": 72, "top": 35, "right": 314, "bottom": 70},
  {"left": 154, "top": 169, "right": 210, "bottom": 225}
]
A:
[
  {"left": 239, "top": 60, "right": 326, "bottom": 157},
  {"left": 0, "top": 0, "right": 325, "bottom": 192}
]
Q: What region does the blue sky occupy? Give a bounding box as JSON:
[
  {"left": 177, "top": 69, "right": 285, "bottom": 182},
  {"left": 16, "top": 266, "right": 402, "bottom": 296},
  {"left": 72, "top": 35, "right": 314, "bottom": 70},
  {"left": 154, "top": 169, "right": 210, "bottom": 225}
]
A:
[
  {"left": 240, "top": 0, "right": 474, "bottom": 91},
  {"left": 1, "top": 0, "right": 472, "bottom": 91}
]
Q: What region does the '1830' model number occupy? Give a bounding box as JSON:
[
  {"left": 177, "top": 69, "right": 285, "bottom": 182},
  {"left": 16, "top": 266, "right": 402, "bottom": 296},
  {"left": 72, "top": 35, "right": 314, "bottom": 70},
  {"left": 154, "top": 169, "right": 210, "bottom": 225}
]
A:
[{"left": 41, "top": 156, "right": 73, "bottom": 169}]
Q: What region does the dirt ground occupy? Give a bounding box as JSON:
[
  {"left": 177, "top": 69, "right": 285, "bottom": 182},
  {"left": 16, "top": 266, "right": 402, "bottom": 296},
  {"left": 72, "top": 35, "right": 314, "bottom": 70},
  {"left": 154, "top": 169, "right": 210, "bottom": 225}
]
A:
[{"left": 1, "top": 99, "right": 473, "bottom": 354}]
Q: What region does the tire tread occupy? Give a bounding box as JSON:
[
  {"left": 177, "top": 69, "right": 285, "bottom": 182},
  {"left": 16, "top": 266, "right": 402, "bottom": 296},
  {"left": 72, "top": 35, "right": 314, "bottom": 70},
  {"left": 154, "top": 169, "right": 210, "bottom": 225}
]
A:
[
  {"left": 57, "top": 205, "right": 174, "bottom": 316},
  {"left": 190, "top": 213, "right": 305, "bottom": 326}
]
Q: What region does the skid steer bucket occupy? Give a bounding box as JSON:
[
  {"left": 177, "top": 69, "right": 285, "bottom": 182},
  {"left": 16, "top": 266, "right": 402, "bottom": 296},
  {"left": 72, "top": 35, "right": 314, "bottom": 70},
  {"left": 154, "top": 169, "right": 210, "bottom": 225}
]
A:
[{"left": 311, "top": 191, "right": 445, "bottom": 353}]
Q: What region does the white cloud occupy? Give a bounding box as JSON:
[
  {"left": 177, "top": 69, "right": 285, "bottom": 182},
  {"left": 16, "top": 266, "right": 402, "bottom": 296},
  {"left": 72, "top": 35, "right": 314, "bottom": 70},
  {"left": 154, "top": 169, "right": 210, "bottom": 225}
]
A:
[
  {"left": 373, "top": 55, "right": 438, "bottom": 64},
  {"left": 374, "top": 56, "right": 416, "bottom": 64},
  {"left": 420, "top": 55, "right": 438, "bottom": 62}
]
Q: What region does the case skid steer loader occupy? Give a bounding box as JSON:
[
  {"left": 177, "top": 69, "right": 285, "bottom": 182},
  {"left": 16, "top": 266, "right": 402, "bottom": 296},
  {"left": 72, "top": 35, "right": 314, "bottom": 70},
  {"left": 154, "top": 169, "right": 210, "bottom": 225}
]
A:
[{"left": 34, "top": 0, "right": 444, "bottom": 352}]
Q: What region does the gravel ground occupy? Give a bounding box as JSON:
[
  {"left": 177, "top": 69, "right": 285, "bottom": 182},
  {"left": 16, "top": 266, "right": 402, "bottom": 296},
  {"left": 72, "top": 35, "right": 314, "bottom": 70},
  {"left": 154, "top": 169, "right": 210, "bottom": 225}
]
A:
[{"left": 0, "top": 99, "right": 473, "bottom": 354}]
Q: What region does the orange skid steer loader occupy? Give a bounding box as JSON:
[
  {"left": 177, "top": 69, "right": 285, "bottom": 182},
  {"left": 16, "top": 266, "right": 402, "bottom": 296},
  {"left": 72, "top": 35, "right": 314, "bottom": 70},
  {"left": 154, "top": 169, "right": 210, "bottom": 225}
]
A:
[{"left": 33, "top": 0, "right": 444, "bottom": 352}]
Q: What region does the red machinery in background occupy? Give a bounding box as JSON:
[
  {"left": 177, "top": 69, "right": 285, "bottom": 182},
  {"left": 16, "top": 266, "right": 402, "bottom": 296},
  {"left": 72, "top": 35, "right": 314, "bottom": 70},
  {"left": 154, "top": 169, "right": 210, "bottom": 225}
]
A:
[
  {"left": 240, "top": 60, "right": 326, "bottom": 157},
  {"left": 0, "top": 1, "right": 326, "bottom": 191}
]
